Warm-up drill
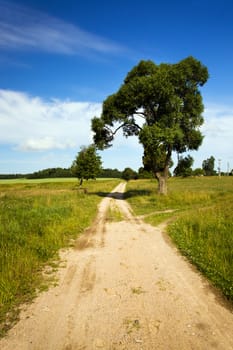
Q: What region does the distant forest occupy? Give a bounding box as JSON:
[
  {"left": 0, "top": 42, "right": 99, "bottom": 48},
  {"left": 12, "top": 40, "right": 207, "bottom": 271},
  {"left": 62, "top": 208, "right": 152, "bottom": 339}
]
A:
[
  {"left": 0, "top": 167, "right": 123, "bottom": 179},
  {"left": 1, "top": 163, "right": 231, "bottom": 180}
]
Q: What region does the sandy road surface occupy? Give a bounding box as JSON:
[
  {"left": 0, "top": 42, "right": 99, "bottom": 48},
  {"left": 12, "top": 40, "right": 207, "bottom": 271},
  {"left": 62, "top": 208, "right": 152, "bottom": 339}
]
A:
[{"left": 1, "top": 182, "right": 233, "bottom": 350}]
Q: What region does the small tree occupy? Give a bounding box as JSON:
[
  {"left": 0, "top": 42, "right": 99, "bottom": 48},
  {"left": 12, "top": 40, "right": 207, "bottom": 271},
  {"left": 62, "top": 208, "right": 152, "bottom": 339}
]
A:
[
  {"left": 174, "top": 155, "right": 194, "bottom": 177},
  {"left": 192, "top": 168, "right": 204, "bottom": 176},
  {"left": 122, "top": 167, "right": 138, "bottom": 181},
  {"left": 202, "top": 156, "right": 215, "bottom": 176},
  {"left": 72, "top": 145, "right": 102, "bottom": 186},
  {"left": 138, "top": 167, "right": 153, "bottom": 179}
]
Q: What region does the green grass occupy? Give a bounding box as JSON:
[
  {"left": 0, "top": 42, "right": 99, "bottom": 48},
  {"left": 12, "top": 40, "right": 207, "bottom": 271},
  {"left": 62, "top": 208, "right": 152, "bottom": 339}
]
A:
[
  {"left": 0, "top": 177, "right": 118, "bottom": 184},
  {"left": 0, "top": 179, "right": 120, "bottom": 336},
  {"left": 125, "top": 177, "right": 233, "bottom": 301},
  {"left": 168, "top": 204, "right": 233, "bottom": 300}
]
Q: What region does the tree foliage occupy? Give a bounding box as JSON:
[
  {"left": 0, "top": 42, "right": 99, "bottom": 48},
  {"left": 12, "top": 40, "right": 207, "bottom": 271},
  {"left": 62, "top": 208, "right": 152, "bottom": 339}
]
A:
[
  {"left": 121, "top": 167, "right": 138, "bottom": 181},
  {"left": 92, "top": 56, "right": 208, "bottom": 194},
  {"left": 71, "top": 145, "right": 102, "bottom": 185},
  {"left": 174, "top": 155, "right": 194, "bottom": 177},
  {"left": 192, "top": 168, "right": 204, "bottom": 176},
  {"left": 98, "top": 168, "right": 122, "bottom": 178},
  {"left": 27, "top": 167, "right": 73, "bottom": 179},
  {"left": 202, "top": 156, "right": 215, "bottom": 176},
  {"left": 138, "top": 167, "right": 153, "bottom": 179}
]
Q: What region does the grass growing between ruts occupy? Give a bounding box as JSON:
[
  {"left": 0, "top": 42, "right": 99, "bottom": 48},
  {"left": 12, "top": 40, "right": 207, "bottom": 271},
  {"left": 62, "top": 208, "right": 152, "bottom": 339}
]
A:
[
  {"left": 125, "top": 177, "right": 233, "bottom": 301},
  {"left": 0, "top": 179, "right": 120, "bottom": 336}
]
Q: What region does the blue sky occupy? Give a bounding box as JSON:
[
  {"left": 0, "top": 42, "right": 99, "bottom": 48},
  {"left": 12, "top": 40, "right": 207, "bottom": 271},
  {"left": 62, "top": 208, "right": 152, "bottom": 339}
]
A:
[{"left": 0, "top": 0, "right": 233, "bottom": 174}]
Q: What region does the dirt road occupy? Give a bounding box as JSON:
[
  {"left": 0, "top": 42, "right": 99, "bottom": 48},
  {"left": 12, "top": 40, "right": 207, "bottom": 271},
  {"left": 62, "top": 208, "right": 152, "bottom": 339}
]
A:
[{"left": 1, "top": 182, "right": 233, "bottom": 350}]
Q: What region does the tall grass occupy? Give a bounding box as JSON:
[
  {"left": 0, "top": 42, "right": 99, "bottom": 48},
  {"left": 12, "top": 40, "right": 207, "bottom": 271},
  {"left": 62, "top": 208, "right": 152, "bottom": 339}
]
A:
[
  {"left": 168, "top": 201, "right": 233, "bottom": 301},
  {"left": 126, "top": 177, "right": 233, "bottom": 301},
  {"left": 0, "top": 179, "right": 120, "bottom": 336}
]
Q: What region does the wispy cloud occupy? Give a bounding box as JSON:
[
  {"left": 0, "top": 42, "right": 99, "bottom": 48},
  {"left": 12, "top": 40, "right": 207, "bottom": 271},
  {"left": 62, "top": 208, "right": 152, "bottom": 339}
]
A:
[{"left": 0, "top": 1, "right": 125, "bottom": 57}]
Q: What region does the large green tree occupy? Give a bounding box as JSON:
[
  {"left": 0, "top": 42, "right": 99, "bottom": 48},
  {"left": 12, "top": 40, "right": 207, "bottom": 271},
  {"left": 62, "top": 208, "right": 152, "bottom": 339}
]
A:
[
  {"left": 72, "top": 145, "right": 102, "bottom": 186},
  {"left": 92, "top": 56, "right": 208, "bottom": 194}
]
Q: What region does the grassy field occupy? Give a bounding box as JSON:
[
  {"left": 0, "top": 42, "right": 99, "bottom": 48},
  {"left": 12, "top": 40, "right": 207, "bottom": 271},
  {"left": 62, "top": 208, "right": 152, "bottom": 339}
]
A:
[
  {"left": 125, "top": 177, "right": 233, "bottom": 302},
  {"left": 1, "top": 176, "right": 232, "bottom": 335},
  {"left": 0, "top": 178, "right": 120, "bottom": 336},
  {"left": 0, "top": 177, "right": 79, "bottom": 184},
  {"left": 0, "top": 177, "right": 118, "bottom": 184}
]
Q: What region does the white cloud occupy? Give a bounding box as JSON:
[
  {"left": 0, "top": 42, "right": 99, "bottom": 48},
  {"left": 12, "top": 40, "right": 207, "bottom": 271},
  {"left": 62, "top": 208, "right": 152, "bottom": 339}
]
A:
[
  {"left": 0, "top": 89, "right": 101, "bottom": 151},
  {"left": 1, "top": 90, "right": 233, "bottom": 173},
  {"left": 19, "top": 137, "right": 75, "bottom": 151},
  {"left": 189, "top": 102, "right": 233, "bottom": 170},
  {"left": 203, "top": 104, "right": 233, "bottom": 137},
  {"left": 0, "top": 1, "right": 125, "bottom": 57},
  {"left": 202, "top": 104, "right": 233, "bottom": 154}
]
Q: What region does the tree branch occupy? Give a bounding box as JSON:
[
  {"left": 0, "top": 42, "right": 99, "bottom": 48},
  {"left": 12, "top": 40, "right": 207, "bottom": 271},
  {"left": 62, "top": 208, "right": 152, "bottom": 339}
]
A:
[
  {"left": 134, "top": 111, "right": 146, "bottom": 119},
  {"left": 108, "top": 121, "right": 142, "bottom": 137}
]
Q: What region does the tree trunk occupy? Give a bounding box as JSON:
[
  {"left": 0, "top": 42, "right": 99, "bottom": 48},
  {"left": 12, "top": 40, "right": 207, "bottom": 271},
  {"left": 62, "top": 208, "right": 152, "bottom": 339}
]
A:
[
  {"left": 155, "top": 172, "right": 168, "bottom": 195},
  {"left": 155, "top": 161, "right": 170, "bottom": 195},
  {"left": 155, "top": 149, "right": 171, "bottom": 195}
]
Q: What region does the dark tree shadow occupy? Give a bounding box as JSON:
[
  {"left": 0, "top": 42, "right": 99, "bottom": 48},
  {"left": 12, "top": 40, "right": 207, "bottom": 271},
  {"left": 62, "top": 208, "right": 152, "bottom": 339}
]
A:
[
  {"left": 88, "top": 189, "right": 153, "bottom": 200},
  {"left": 88, "top": 191, "right": 125, "bottom": 200},
  {"left": 123, "top": 189, "right": 153, "bottom": 199}
]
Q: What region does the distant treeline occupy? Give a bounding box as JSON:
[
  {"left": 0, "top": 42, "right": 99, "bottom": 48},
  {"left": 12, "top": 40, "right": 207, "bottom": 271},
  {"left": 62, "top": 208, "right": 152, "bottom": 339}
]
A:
[
  {"left": 98, "top": 168, "right": 122, "bottom": 178},
  {"left": 0, "top": 168, "right": 73, "bottom": 179},
  {"left": 0, "top": 167, "right": 153, "bottom": 180},
  {"left": 1, "top": 165, "right": 232, "bottom": 181},
  {"left": 0, "top": 174, "right": 26, "bottom": 179},
  {"left": 0, "top": 168, "right": 72, "bottom": 180},
  {"left": 27, "top": 167, "right": 73, "bottom": 179},
  {"left": 0, "top": 167, "right": 123, "bottom": 180}
]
